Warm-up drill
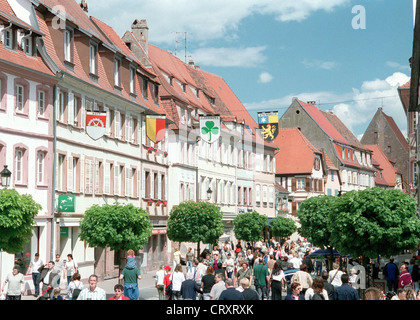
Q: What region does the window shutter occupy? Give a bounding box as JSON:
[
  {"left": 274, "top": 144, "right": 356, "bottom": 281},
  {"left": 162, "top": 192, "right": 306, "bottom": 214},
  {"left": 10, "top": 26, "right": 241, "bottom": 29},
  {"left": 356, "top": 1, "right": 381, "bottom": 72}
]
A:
[
  {"left": 104, "top": 107, "right": 110, "bottom": 136},
  {"left": 67, "top": 155, "right": 73, "bottom": 192},
  {"left": 158, "top": 173, "right": 162, "bottom": 200},
  {"left": 291, "top": 178, "right": 296, "bottom": 192},
  {"left": 114, "top": 165, "right": 119, "bottom": 196},
  {"left": 81, "top": 97, "right": 86, "bottom": 129},
  {"left": 104, "top": 162, "right": 110, "bottom": 194},
  {"left": 79, "top": 156, "right": 84, "bottom": 193},
  {"left": 68, "top": 92, "right": 74, "bottom": 125},
  {"left": 164, "top": 175, "right": 167, "bottom": 200},
  {"left": 306, "top": 178, "right": 311, "bottom": 192},
  {"left": 151, "top": 172, "right": 155, "bottom": 199},
  {"left": 55, "top": 87, "right": 60, "bottom": 121},
  {"left": 125, "top": 113, "right": 130, "bottom": 142},
  {"left": 142, "top": 170, "right": 145, "bottom": 198},
  {"left": 95, "top": 161, "right": 100, "bottom": 194},
  {"left": 114, "top": 110, "right": 120, "bottom": 139},
  {"left": 141, "top": 116, "right": 146, "bottom": 145}
]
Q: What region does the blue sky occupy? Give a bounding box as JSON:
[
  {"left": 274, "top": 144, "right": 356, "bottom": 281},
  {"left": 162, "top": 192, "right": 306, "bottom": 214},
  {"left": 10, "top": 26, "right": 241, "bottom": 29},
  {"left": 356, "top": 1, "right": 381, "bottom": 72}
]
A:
[{"left": 87, "top": 0, "right": 413, "bottom": 139}]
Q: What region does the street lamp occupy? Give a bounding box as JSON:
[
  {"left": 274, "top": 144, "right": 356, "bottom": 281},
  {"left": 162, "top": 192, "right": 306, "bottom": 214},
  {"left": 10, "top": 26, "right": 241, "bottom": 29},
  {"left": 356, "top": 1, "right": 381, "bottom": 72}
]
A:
[
  {"left": 206, "top": 187, "right": 212, "bottom": 201},
  {"left": 0, "top": 165, "right": 11, "bottom": 188}
]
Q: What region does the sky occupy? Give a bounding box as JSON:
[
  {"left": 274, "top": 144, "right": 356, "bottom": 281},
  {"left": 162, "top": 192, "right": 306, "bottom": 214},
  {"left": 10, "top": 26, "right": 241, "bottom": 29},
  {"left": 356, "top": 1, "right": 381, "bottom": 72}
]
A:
[{"left": 86, "top": 0, "right": 414, "bottom": 139}]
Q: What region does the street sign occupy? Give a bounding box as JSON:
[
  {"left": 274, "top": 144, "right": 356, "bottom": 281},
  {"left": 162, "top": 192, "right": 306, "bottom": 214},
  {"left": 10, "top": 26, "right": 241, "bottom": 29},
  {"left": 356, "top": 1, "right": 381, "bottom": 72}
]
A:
[{"left": 58, "top": 194, "right": 75, "bottom": 213}]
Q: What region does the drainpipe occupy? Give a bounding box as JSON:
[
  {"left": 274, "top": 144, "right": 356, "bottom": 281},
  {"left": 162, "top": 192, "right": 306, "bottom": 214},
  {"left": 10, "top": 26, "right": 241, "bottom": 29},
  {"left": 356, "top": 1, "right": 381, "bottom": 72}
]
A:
[{"left": 51, "top": 73, "right": 63, "bottom": 260}]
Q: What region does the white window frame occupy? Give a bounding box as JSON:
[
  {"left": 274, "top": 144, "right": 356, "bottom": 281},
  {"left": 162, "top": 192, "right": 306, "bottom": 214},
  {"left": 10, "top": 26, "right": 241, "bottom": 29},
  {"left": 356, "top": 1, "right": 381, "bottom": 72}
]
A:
[
  {"left": 38, "top": 90, "right": 45, "bottom": 116},
  {"left": 15, "top": 149, "right": 23, "bottom": 184},
  {"left": 15, "top": 84, "right": 24, "bottom": 112},
  {"left": 89, "top": 43, "right": 98, "bottom": 75},
  {"left": 37, "top": 151, "right": 45, "bottom": 185}
]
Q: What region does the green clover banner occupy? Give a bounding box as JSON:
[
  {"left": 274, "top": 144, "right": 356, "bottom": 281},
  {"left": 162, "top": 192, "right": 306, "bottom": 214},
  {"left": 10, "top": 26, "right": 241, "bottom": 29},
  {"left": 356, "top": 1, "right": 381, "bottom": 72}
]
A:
[{"left": 200, "top": 115, "right": 220, "bottom": 144}]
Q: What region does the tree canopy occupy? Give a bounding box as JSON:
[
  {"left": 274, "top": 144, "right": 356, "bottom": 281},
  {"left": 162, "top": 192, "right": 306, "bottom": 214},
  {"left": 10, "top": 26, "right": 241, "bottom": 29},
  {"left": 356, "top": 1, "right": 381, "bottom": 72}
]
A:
[
  {"left": 270, "top": 216, "right": 297, "bottom": 239},
  {"left": 233, "top": 211, "right": 267, "bottom": 242},
  {"left": 331, "top": 188, "right": 420, "bottom": 259},
  {"left": 297, "top": 188, "right": 420, "bottom": 263},
  {"left": 79, "top": 203, "right": 152, "bottom": 252},
  {"left": 0, "top": 188, "right": 41, "bottom": 253},
  {"left": 167, "top": 201, "right": 224, "bottom": 248}
]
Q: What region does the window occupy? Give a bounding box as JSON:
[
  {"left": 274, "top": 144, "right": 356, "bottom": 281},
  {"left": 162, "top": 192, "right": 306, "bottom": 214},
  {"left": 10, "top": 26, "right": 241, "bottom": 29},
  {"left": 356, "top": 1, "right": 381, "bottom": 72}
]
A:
[
  {"left": 331, "top": 171, "right": 335, "bottom": 181},
  {"left": 256, "top": 185, "right": 261, "bottom": 206},
  {"left": 23, "top": 37, "right": 32, "bottom": 55},
  {"left": 15, "top": 149, "right": 23, "bottom": 184},
  {"left": 64, "top": 29, "right": 72, "bottom": 62},
  {"left": 37, "top": 91, "right": 45, "bottom": 117},
  {"left": 268, "top": 186, "right": 274, "bottom": 208},
  {"left": 57, "top": 154, "right": 65, "bottom": 191},
  {"left": 5, "top": 29, "right": 12, "bottom": 49},
  {"left": 130, "top": 67, "right": 136, "bottom": 94},
  {"left": 142, "top": 78, "right": 148, "bottom": 98},
  {"left": 89, "top": 43, "right": 98, "bottom": 74},
  {"left": 15, "top": 85, "right": 24, "bottom": 112},
  {"left": 37, "top": 151, "right": 45, "bottom": 185},
  {"left": 296, "top": 178, "right": 306, "bottom": 191},
  {"left": 114, "top": 58, "right": 121, "bottom": 87},
  {"left": 153, "top": 84, "right": 159, "bottom": 104},
  {"left": 342, "top": 148, "right": 345, "bottom": 160},
  {"left": 58, "top": 91, "right": 66, "bottom": 122}
]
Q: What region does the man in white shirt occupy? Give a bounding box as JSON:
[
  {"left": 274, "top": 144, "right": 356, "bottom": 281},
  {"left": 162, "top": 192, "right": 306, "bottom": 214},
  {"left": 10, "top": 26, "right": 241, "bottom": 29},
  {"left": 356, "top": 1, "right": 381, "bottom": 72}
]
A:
[
  {"left": 77, "top": 274, "right": 106, "bottom": 300},
  {"left": 210, "top": 273, "right": 226, "bottom": 300},
  {"left": 155, "top": 265, "right": 166, "bottom": 300},
  {"left": 26, "top": 253, "right": 43, "bottom": 296},
  {"left": 289, "top": 253, "right": 302, "bottom": 269}
]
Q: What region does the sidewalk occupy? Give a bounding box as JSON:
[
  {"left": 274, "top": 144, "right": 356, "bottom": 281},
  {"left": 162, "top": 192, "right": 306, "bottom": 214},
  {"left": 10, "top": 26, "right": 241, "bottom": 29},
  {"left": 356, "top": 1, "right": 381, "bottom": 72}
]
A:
[{"left": 21, "top": 268, "right": 159, "bottom": 300}]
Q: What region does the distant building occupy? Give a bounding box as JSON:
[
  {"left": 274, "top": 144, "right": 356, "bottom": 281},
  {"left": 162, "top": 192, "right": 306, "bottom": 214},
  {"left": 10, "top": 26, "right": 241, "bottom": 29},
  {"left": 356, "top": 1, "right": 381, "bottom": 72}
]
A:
[
  {"left": 278, "top": 98, "right": 376, "bottom": 194},
  {"left": 361, "top": 107, "right": 409, "bottom": 193},
  {"left": 364, "top": 144, "right": 403, "bottom": 189}
]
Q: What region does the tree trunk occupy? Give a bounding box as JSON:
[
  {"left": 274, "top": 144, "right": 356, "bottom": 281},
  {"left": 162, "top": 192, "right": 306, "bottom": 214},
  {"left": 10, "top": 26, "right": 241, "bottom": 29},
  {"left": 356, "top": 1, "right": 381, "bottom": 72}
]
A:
[
  {"left": 197, "top": 241, "right": 201, "bottom": 259},
  {"left": 327, "top": 246, "right": 334, "bottom": 271},
  {"left": 118, "top": 248, "right": 126, "bottom": 284}
]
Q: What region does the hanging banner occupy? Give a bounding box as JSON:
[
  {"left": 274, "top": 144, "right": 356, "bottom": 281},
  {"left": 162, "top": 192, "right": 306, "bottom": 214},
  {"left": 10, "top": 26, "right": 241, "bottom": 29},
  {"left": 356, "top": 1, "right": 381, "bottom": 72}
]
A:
[
  {"left": 258, "top": 111, "right": 279, "bottom": 142},
  {"left": 200, "top": 115, "right": 220, "bottom": 144},
  {"left": 86, "top": 111, "right": 107, "bottom": 140},
  {"left": 146, "top": 115, "right": 166, "bottom": 143}
]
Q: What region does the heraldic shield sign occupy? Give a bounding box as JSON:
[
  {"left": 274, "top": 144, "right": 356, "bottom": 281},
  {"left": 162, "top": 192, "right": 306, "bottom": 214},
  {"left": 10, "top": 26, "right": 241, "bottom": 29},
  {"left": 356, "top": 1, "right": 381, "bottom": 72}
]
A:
[
  {"left": 146, "top": 115, "right": 166, "bottom": 143},
  {"left": 200, "top": 115, "right": 220, "bottom": 143},
  {"left": 258, "top": 111, "right": 279, "bottom": 142},
  {"left": 86, "top": 111, "right": 107, "bottom": 140}
]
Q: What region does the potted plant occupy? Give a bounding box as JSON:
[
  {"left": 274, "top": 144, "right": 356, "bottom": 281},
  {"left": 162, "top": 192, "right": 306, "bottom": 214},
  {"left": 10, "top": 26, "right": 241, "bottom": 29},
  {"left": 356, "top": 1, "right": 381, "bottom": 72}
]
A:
[
  {"left": 156, "top": 200, "right": 162, "bottom": 207},
  {"left": 162, "top": 200, "right": 167, "bottom": 207},
  {"left": 147, "top": 147, "right": 154, "bottom": 154},
  {"left": 147, "top": 199, "right": 154, "bottom": 206},
  {"left": 163, "top": 151, "right": 168, "bottom": 157}
]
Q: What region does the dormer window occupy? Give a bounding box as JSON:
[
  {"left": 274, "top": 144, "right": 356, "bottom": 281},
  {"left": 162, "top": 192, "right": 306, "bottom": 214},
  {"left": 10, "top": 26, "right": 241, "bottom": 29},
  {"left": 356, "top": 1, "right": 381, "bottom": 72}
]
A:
[
  {"left": 5, "top": 29, "right": 12, "bottom": 49},
  {"left": 64, "top": 29, "right": 73, "bottom": 63},
  {"left": 22, "top": 37, "right": 32, "bottom": 55},
  {"left": 182, "top": 84, "right": 186, "bottom": 93},
  {"left": 195, "top": 88, "right": 199, "bottom": 98},
  {"left": 129, "top": 66, "right": 136, "bottom": 94},
  {"left": 89, "top": 42, "right": 98, "bottom": 75},
  {"left": 114, "top": 57, "right": 121, "bottom": 87}
]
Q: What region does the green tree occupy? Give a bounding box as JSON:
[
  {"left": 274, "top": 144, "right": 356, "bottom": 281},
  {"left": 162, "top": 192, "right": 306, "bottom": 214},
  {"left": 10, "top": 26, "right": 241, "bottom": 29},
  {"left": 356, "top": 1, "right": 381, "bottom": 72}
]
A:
[
  {"left": 270, "top": 216, "right": 297, "bottom": 241},
  {"left": 297, "top": 195, "right": 339, "bottom": 269},
  {"left": 233, "top": 211, "right": 267, "bottom": 243},
  {"left": 331, "top": 188, "right": 420, "bottom": 264},
  {"left": 80, "top": 203, "right": 152, "bottom": 274},
  {"left": 0, "top": 189, "right": 41, "bottom": 253},
  {"left": 167, "top": 201, "right": 224, "bottom": 258}
]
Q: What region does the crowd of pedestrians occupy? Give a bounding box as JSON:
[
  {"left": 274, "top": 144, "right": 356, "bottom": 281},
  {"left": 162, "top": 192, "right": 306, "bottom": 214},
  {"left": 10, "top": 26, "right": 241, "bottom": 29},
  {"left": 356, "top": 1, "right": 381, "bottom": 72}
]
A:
[{"left": 2, "top": 237, "right": 420, "bottom": 301}]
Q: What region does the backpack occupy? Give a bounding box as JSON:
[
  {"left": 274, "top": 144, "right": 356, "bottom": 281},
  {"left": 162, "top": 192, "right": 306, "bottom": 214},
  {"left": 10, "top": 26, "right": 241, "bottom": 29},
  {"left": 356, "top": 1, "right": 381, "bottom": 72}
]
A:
[
  {"left": 311, "top": 292, "right": 325, "bottom": 300},
  {"left": 72, "top": 283, "right": 82, "bottom": 300}
]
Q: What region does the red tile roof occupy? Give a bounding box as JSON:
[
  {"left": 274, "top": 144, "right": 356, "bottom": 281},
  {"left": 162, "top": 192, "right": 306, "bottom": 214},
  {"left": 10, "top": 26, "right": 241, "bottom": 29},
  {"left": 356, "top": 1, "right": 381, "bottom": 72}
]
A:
[
  {"left": 274, "top": 128, "right": 321, "bottom": 174},
  {"left": 298, "top": 100, "right": 349, "bottom": 145},
  {"left": 364, "top": 144, "right": 399, "bottom": 187}
]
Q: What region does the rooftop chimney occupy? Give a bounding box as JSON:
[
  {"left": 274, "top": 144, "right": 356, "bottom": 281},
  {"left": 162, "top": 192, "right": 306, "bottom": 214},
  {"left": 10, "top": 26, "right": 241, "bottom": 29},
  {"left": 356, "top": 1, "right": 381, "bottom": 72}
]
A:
[
  {"left": 307, "top": 101, "right": 316, "bottom": 105},
  {"left": 132, "top": 19, "right": 149, "bottom": 56},
  {"left": 80, "top": 0, "right": 88, "bottom": 13}
]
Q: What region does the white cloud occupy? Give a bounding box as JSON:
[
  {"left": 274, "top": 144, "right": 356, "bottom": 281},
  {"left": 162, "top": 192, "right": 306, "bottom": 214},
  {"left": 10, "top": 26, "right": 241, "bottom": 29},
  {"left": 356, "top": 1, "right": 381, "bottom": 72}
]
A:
[
  {"left": 87, "top": 0, "right": 350, "bottom": 43},
  {"left": 245, "top": 72, "right": 410, "bottom": 138},
  {"left": 386, "top": 61, "right": 410, "bottom": 71},
  {"left": 258, "top": 72, "right": 273, "bottom": 83},
  {"left": 302, "top": 59, "right": 338, "bottom": 70},
  {"left": 191, "top": 46, "right": 267, "bottom": 67}
]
